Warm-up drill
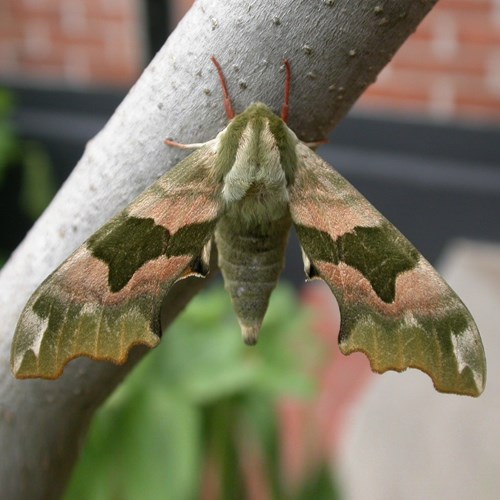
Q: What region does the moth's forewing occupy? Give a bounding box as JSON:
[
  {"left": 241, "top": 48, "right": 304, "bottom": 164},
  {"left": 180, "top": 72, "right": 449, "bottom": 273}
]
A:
[
  {"left": 289, "top": 143, "right": 486, "bottom": 397},
  {"left": 12, "top": 146, "right": 223, "bottom": 379}
]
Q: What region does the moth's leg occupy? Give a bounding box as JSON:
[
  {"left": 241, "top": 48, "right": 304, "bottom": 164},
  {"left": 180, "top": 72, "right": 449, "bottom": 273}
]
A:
[
  {"left": 210, "top": 56, "right": 235, "bottom": 120},
  {"left": 281, "top": 59, "right": 291, "bottom": 122},
  {"left": 303, "top": 138, "right": 328, "bottom": 149},
  {"left": 163, "top": 139, "right": 208, "bottom": 149}
]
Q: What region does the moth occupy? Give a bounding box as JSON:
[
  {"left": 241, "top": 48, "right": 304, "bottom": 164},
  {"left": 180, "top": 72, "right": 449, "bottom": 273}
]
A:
[{"left": 11, "top": 57, "right": 486, "bottom": 396}]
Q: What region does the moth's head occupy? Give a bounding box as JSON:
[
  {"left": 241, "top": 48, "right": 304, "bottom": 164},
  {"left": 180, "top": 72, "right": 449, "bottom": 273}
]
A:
[
  {"left": 220, "top": 101, "right": 298, "bottom": 149},
  {"left": 215, "top": 101, "right": 298, "bottom": 192},
  {"left": 230, "top": 101, "right": 281, "bottom": 125}
]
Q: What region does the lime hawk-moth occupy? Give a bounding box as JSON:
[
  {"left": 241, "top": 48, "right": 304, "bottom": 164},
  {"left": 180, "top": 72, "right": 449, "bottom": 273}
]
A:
[{"left": 11, "top": 57, "right": 486, "bottom": 396}]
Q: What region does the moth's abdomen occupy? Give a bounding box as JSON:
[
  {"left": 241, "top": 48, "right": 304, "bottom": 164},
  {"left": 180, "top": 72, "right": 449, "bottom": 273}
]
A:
[{"left": 215, "top": 213, "right": 292, "bottom": 345}]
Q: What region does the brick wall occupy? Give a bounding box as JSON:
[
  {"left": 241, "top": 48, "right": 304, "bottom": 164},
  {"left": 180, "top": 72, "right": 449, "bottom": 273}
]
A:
[
  {"left": 359, "top": 0, "right": 500, "bottom": 121},
  {"left": 0, "top": 0, "right": 143, "bottom": 86},
  {"left": 1, "top": 0, "right": 499, "bottom": 122}
]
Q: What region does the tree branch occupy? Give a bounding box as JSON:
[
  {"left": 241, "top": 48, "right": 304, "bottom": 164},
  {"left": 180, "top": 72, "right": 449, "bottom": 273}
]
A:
[{"left": 0, "top": 0, "right": 438, "bottom": 497}]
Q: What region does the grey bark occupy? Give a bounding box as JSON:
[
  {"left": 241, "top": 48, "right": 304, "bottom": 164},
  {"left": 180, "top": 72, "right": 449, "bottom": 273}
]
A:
[{"left": 0, "top": 0, "right": 438, "bottom": 498}]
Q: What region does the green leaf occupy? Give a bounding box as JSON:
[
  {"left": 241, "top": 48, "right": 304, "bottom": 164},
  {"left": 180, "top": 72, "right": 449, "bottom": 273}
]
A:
[
  {"left": 64, "top": 388, "right": 201, "bottom": 500},
  {"left": 0, "top": 89, "right": 19, "bottom": 184},
  {"left": 19, "top": 142, "right": 56, "bottom": 219},
  {"left": 296, "top": 464, "right": 341, "bottom": 500},
  {"left": 65, "top": 284, "right": 336, "bottom": 499}
]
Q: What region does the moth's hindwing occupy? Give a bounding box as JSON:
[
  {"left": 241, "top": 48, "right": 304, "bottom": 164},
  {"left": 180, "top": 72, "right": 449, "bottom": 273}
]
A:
[
  {"left": 289, "top": 143, "right": 486, "bottom": 397},
  {"left": 11, "top": 146, "right": 223, "bottom": 379}
]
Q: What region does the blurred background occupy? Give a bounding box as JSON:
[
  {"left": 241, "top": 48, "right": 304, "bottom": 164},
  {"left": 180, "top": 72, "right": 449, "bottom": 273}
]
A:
[{"left": 1, "top": 1, "right": 499, "bottom": 499}]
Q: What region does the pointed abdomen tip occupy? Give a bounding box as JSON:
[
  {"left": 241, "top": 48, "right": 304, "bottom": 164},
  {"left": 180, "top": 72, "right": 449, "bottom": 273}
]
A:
[{"left": 240, "top": 323, "right": 261, "bottom": 346}]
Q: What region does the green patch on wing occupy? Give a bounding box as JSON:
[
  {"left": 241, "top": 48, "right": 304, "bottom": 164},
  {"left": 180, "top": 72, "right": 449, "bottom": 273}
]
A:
[
  {"left": 339, "top": 225, "right": 419, "bottom": 303},
  {"left": 167, "top": 221, "right": 217, "bottom": 257},
  {"left": 339, "top": 303, "right": 485, "bottom": 396},
  {"left": 89, "top": 216, "right": 169, "bottom": 293},
  {"left": 88, "top": 216, "right": 216, "bottom": 293},
  {"left": 296, "top": 222, "right": 419, "bottom": 303}
]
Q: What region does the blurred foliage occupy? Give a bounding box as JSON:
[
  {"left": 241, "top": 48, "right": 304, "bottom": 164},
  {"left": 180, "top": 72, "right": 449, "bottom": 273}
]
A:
[
  {"left": 0, "top": 90, "right": 19, "bottom": 179},
  {"left": 0, "top": 89, "right": 56, "bottom": 265},
  {"left": 17, "top": 141, "right": 55, "bottom": 220},
  {"left": 64, "top": 284, "right": 339, "bottom": 500}
]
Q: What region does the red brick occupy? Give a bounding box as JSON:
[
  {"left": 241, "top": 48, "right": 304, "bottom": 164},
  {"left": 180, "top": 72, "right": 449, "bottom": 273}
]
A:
[
  {"left": 17, "top": 45, "right": 66, "bottom": 67},
  {"left": 0, "top": 23, "right": 23, "bottom": 41},
  {"left": 11, "top": 13, "right": 61, "bottom": 36},
  {"left": 17, "top": 59, "right": 65, "bottom": 79},
  {"left": 437, "top": 0, "right": 493, "bottom": 13},
  {"left": 362, "top": 84, "right": 431, "bottom": 105},
  {"left": 83, "top": 0, "right": 137, "bottom": 20},
  {"left": 416, "top": 6, "right": 500, "bottom": 47},
  {"left": 455, "top": 79, "right": 500, "bottom": 107},
  {"left": 61, "top": 0, "right": 99, "bottom": 13},
  {"left": 410, "top": 20, "right": 435, "bottom": 43},
  {"left": 455, "top": 15, "right": 500, "bottom": 46},
  {"left": 50, "top": 29, "right": 107, "bottom": 50},
  {"left": 392, "top": 40, "right": 488, "bottom": 77},
  {"left": 88, "top": 59, "right": 138, "bottom": 85},
  {"left": 455, "top": 102, "right": 500, "bottom": 121},
  {"left": 456, "top": 93, "right": 500, "bottom": 108},
  {"left": 8, "top": 0, "right": 60, "bottom": 19},
  {"left": 365, "top": 67, "right": 442, "bottom": 100},
  {"left": 357, "top": 94, "right": 429, "bottom": 113}
]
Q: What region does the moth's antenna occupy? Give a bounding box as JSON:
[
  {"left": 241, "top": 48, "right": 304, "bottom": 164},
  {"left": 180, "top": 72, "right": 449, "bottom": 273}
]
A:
[
  {"left": 281, "top": 59, "right": 291, "bottom": 123},
  {"left": 210, "top": 56, "right": 235, "bottom": 120}
]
